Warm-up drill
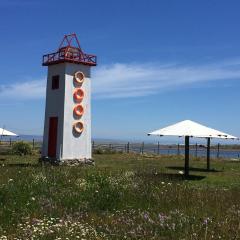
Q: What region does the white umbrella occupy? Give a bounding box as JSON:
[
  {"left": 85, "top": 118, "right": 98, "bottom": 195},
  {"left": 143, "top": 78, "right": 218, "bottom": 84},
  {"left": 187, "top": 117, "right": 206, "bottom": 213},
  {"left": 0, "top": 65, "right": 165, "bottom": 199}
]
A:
[
  {"left": 0, "top": 128, "right": 18, "bottom": 137},
  {"left": 148, "top": 120, "right": 238, "bottom": 139},
  {"left": 148, "top": 120, "right": 238, "bottom": 176}
]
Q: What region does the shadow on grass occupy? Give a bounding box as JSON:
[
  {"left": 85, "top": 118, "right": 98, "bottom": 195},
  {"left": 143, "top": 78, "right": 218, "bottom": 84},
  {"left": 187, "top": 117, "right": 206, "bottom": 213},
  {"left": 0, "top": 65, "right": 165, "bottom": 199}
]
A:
[
  {"left": 161, "top": 173, "right": 206, "bottom": 181},
  {"left": 2, "top": 163, "right": 40, "bottom": 168},
  {"left": 0, "top": 152, "right": 11, "bottom": 156},
  {"left": 136, "top": 172, "right": 206, "bottom": 181},
  {"left": 166, "top": 166, "right": 222, "bottom": 173}
]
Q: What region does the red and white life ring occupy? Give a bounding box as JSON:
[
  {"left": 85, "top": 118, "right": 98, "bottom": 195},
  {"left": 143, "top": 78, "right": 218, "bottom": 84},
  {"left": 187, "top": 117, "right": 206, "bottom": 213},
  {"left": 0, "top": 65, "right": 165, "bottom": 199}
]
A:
[
  {"left": 73, "top": 121, "right": 84, "bottom": 134},
  {"left": 74, "top": 104, "right": 84, "bottom": 117},
  {"left": 73, "top": 88, "right": 84, "bottom": 101},
  {"left": 74, "top": 71, "right": 85, "bottom": 84}
]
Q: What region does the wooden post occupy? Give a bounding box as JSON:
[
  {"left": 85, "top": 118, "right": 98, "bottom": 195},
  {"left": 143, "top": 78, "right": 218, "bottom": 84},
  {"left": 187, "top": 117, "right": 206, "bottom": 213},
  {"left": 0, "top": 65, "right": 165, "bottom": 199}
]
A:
[
  {"left": 177, "top": 143, "right": 180, "bottom": 155},
  {"left": 32, "top": 139, "right": 35, "bottom": 149},
  {"left": 207, "top": 138, "right": 211, "bottom": 171},
  {"left": 9, "top": 138, "right": 12, "bottom": 146},
  {"left": 195, "top": 143, "right": 198, "bottom": 158},
  {"left": 217, "top": 143, "right": 220, "bottom": 158},
  {"left": 92, "top": 141, "right": 95, "bottom": 151},
  {"left": 185, "top": 136, "right": 190, "bottom": 177},
  {"left": 157, "top": 141, "right": 160, "bottom": 155},
  {"left": 141, "top": 142, "right": 144, "bottom": 154},
  {"left": 127, "top": 142, "right": 130, "bottom": 153}
]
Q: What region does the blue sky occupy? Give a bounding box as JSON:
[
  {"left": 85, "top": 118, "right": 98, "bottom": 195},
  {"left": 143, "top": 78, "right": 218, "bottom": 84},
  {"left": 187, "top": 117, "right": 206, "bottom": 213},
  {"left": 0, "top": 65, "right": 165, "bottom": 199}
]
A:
[{"left": 1, "top": 0, "right": 240, "bottom": 142}]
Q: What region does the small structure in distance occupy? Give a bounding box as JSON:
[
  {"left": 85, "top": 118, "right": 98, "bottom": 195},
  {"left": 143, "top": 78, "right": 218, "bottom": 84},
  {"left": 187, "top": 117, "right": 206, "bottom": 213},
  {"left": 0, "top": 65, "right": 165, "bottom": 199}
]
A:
[
  {"left": 148, "top": 120, "right": 238, "bottom": 177},
  {"left": 0, "top": 128, "right": 18, "bottom": 137}
]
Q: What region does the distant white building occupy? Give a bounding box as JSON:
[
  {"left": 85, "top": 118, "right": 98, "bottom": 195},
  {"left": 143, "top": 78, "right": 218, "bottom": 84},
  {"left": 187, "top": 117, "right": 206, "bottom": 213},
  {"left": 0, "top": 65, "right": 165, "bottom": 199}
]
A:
[{"left": 41, "top": 34, "right": 97, "bottom": 162}]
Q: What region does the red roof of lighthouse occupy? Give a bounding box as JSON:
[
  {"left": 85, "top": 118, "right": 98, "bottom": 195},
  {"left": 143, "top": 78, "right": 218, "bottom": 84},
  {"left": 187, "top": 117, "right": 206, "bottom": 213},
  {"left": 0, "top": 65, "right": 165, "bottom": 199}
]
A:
[{"left": 42, "top": 33, "right": 97, "bottom": 66}]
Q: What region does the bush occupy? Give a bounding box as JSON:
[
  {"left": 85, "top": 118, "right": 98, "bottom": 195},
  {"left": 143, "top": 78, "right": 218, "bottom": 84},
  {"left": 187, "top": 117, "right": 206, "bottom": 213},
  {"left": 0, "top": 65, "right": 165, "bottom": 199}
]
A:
[
  {"left": 12, "top": 141, "right": 32, "bottom": 156},
  {"left": 93, "top": 147, "right": 121, "bottom": 155},
  {"left": 93, "top": 148, "right": 104, "bottom": 154}
]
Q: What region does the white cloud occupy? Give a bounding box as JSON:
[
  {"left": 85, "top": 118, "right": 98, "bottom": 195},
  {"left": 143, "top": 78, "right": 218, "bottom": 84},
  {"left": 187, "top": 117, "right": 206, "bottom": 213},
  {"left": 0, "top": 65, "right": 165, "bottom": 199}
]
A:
[
  {"left": 1, "top": 60, "right": 240, "bottom": 100},
  {"left": 0, "top": 80, "right": 45, "bottom": 100},
  {"left": 92, "top": 61, "right": 240, "bottom": 99}
]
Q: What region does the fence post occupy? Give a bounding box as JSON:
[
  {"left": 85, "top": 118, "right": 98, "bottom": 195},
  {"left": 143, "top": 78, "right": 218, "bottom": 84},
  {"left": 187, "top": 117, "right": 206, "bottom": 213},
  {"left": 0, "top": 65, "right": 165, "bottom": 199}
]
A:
[
  {"left": 141, "top": 142, "right": 144, "bottom": 154},
  {"left": 157, "top": 141, "right": 160, "bottom": 155},
  {"left": 127, "top": 142, "right": 130, "bottom": 153},
  {"left": 32, "top": 139, "right": 35, "bottom": 149},
  {"left": 217, "top": 143, "right": 220, "bottom": 158},
  {"left": 207, "top": 138, "right": 211, "bottom": 170},
  {"left": 92, "top": 141, "right": 95, "bottom": 151},
  {"left": 195, "top": 143, "right": 198, "bottom": 158},
  {"left": 177, "top": 143, "right": 180, "bottom": 155},
  {"left": 109, "top": 144, "right": 112, "bottom": 150},
  {"left": 9, "top": 138, "right": 12, "bottom": 146}
]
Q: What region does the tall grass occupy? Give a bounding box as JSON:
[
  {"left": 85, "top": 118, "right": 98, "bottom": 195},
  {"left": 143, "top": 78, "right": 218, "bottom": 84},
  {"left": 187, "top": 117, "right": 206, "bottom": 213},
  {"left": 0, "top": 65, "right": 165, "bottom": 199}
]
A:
[{"left": 0, "top": 153, "right": 240, "bottom": 239}]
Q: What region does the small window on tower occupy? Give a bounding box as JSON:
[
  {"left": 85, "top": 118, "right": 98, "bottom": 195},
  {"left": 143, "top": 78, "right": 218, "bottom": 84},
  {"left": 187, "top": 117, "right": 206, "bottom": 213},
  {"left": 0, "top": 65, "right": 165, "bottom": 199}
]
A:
[{"left": 52, "top": 75, "right": 59, "bottom": 90}]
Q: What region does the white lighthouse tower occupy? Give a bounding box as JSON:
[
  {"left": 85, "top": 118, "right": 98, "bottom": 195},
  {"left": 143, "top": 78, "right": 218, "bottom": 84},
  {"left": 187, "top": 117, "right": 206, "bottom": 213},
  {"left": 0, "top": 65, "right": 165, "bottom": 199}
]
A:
[{"left": 41, "top": 34, "right": 96, "bottom": 163}]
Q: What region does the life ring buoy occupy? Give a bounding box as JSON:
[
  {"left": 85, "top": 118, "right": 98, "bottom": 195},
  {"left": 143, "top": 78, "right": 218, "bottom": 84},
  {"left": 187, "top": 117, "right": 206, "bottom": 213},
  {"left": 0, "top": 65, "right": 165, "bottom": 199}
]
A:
[
  {"left": 74, "top": 71, "right": 85, "bottom": 84},
  {"left": 73, "top": 121, "right": 84, "bottom": 134},
  {"left": 74, "top": 104, "right": 84, "bottom": 117},
  {"left": 73, "top": 88, "right": 84, "bottom": 101}
]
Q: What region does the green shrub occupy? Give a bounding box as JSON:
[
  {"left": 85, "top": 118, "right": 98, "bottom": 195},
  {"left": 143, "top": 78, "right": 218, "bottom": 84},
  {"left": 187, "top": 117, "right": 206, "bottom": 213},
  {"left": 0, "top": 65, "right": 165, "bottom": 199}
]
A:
[
  {"left": 93, "top": 147, "right": 121, "bottom": 154},
  {"left": 12, "top": 141, "right": 32, "bottom": 156},
  {"left": 93, "top": 148, "right": 104, "bottom": 154}
]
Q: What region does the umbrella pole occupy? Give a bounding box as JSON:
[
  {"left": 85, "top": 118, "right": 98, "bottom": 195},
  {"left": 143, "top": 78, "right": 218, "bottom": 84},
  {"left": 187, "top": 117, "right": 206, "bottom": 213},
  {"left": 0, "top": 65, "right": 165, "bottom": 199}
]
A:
[
  {"left": 207, "top": 137, "right": 210, "bottom": 171},
  {"left": 184, "top": 136, "right": 190, "bottom": 177},
  {"left": 0, "top": 126, "right": 4, "bottom": 142}
]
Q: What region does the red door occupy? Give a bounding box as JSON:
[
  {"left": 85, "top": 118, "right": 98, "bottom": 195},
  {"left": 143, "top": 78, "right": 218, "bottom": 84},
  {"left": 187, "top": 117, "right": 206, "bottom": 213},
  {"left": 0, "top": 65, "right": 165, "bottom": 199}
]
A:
[{"left": 48, "top": 117, "right": 58, "bottom": 158}]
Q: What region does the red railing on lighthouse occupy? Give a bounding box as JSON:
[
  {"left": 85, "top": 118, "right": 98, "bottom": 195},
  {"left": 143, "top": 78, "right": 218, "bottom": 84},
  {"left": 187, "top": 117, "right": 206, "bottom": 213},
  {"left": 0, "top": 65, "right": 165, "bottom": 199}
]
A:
[{"left": 42, "top": 34, "right": 97, "bottom": 66}]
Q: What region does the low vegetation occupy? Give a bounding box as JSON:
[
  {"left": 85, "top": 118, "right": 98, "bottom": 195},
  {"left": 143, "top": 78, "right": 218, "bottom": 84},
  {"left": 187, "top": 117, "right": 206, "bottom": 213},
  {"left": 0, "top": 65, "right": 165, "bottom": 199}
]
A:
[
  {"left": 0, "top": 151, "right": 240, "bottom": 239},
  {"left": 11, "top": 141, "right": 33, "bottom": 156},
  {"left": 93, "top": 147, "right": 121, "bottom": 155}
]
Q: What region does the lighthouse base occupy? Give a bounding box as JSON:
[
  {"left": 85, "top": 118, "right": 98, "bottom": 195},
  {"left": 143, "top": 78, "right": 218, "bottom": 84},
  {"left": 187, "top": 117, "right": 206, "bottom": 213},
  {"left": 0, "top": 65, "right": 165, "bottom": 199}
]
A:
[
  {"left": 39, "top": 157, "right": 94, "bottom": 166},
  {"left": 59, "top": 158, "right": 95, "bottom": 166}
]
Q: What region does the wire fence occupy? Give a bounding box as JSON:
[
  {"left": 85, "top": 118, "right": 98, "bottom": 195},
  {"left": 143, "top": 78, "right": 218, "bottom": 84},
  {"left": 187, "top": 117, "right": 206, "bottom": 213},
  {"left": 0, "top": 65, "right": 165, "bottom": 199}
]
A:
[
  {"left": 0, "top": 139, "right": 42, "bottom": 151},
  {"left": 92, "top": 141, "right": 240, "bottom": 159},
  {"left": 0, "top": 139, "right": 240, "bottom": 159}
]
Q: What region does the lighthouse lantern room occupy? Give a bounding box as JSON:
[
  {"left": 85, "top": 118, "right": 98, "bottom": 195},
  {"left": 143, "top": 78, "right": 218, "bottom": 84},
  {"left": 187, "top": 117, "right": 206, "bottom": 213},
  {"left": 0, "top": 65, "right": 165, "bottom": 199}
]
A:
[{"left": 41, "top": 34, "right": 96, "bottom": 162}]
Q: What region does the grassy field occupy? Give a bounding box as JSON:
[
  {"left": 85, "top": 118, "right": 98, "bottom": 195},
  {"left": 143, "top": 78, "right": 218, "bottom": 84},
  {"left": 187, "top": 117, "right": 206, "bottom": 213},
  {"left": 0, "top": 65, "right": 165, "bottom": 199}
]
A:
[{"left": 0, "top": 151, "right": 240, "bottom": 239}]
